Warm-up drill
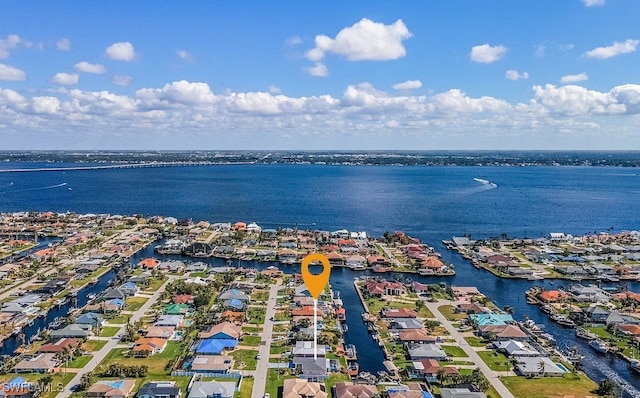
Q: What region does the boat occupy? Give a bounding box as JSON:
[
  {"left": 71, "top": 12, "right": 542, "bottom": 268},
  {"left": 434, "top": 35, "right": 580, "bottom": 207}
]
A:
[
  {"left": 11, "top": 326, "right": 22, "bottom": 335},
  {"left": 87, "top": 293, "right": 97, "bottom": 300},
  {"left": 49, "top": 317, "right": 65, "bottom": 330},
  {"left": 629, "top": 360, "right": 640, "bottom": 374},
  {"left": 341, "top": 324, "right": 349, "bottom": 334},
  {"left": 541, "top": 304, "right": 554, "bottom": 314},
  {"left": 550, "top": 314, "right": 576, "bottom": 327},
  {"left": 344, "top": 344, "right": 357, "bottom": 361},
  {"left": 588, "top": 339, "right": 610, "bottom": 354},
  {"left": 88, "top": 278, "right": 99, "bottom": 285},
  {"left": 346, "top": 361, "right": 360, "bottom": 376},
  {"left": 155, "top": 239, "right": 185, "bottom": 255}
]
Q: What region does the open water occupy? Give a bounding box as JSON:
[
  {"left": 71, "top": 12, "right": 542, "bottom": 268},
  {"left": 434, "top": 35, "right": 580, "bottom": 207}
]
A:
[{"left": 1, "top": 163, "right": 640, "bottom": 395}]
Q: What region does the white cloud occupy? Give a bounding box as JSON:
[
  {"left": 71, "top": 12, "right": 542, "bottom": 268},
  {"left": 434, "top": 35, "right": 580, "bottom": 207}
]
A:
[
  {"left": 56, "top": 38, "right": 70, "bottom": 51},
  {"left": 176, "top": 50, "right": 194, "bottom": 61},
  {"left": 306, "top": 18, "right": 412, "bottom": 62},
  {"left": 505, "top": 70, "right": 529, "bottom": 80},
  {"left": 136, "top": 80, "right": 215, "bottom": 106},
  {"left": 286, "top": 36, "right": 303, "bottom": 46},
  {"left": 531, "top": 84, "right": 627, "bottom": 115},
  {"left": 470, "top": 44, "right": 507, "bottom": 63},
  {"left": 112, "top": 75, "right": 132, "bottom": 86},
  {"left": 75, "top": 61, "right": 106, "bottom": 74},
  {"left": 392, "top": 80, "right": 422, "bottom": 90},
  {"left": 52, "top": 72, "right": 79, "bottom": 86},
  {"left": 583, "top": 0, "right": 605, "bottom": 6},
  {"left": 32, "top": 96, "right": 60, "bottom": 114},
  {"left": 0, "top": 63, "right": 26, "bottom": 81},
  {"left": 307, "top": 63, "right": 328, "bottom": 77},
  {"left": 560, "top": 73, "right": 588, "bottom": 83},
  {"left": 268, "top": 85, "right": 281, "bottom": 94},
  {"left": 105, "top": 42, "right": 136, "bottom": 61},
  {"left": 0, "top": 34, "right": 23, "bottom": 59},
  {"left": 584, "top": 39, "right": 639, "bottom": 59}
]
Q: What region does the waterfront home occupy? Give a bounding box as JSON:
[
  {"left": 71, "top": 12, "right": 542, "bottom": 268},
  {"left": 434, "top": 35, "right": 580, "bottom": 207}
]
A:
[
  {"left": 406, "top": 343, "right": 447, "bottom": 360},
  {"left": 13, "top": 353, "right": 58, "bottom": 373},
  {"left": 154, "top": 315, "right": 183, "bottom": 327},
  {"left": 494, "top": 340, "right": 540, "bottom": 357},
  {"left": 333, "top": 382, "right": 377, "bottom": 398},
  {"left": 616, "top": 324, "right": 640, "bottom": 337},
  {"left": 364, "top": 279, "right": 406, "bottom": 297},
  {"left": 84, "top": 298, "right": 123, "bottom": 313},
  {"left": 145, "top": 326, "right": 176, "bottom": 339},
  {"left": 514, "top": 356, "right": 566, "bottom": 377},
  {"left": 292, "top": 306, "right": 323, "bottom": 318},
  {"left": 282, "top": 378, "right": 327, "bottom": 398},
  {"left": 455, "top": 303, "right": 485, "bottom": 314},
  {"left": 398, "top": 329, "right": 437, "bottom": 344},
  {"left": 189, "top": 355, "right": 234, "bottom": 373},
  {"left": 410, "top": 282, "right": 430, "bottom": 294},
  {"left": 410, "top": 359, "right": 458, "bottom": 382},
  {"left": 138, "top": 258, "right": 160, "bottom": 269},
  {"left": 605, "top": 311, "right": 626, "bottom": 326},
  {"left": 137, "top": 382, "right": 181, "bottom": 398},
  {"left": 218, "top": 311, "right": 244, "bottom": 323},
  {"left": 387, "top": 318, "right": 423, "bottom": 331},
  {"left": 569, "top": 284, "right": 611, "bottom": 303},
  {"left": 538, "top": 290, "right": 569, "bottom": 303},
  {"left": 278, "top": 248, "right": 299, "bottom": 263},
  {"left": 187, "top": 381, "right": 235, "bottom": 398},
  {"left": 440, "top": 388, "right": 487, "bottom": 398},
  {"left": 197, "top": 322, "right": 242, "bottom": 340},
  {"left": 75, "top": 312, "right": 105, "bottom": 327},
  {"left": 195, "top": 339, "right": 238, "bottom": 355},
  {"left": 451, "top": 286, "right": 480, "bottom": 299},
  {"left": 184, "top": 263, "right": 207, "bottom": 273},
  {"left": 583, "top": 306, "right": 610, "bottom": 323},
  {"left": 219, "top": 289, "right": 249, "bottom": 302},
  {"left": 293, "top": 340, "right": 326, "bottom": 357},
  {"left": 86, "top": 380, "right": 136, "bottom": 398},
  {"left": 293, "top": 357, "right": 329, "bottom": 382},
  {"left": 386, "top": 383, "right": 429, "bottom": 398},
  {"left": 158, "top": 260, "right": 185, "bottom": 273},
  {"left": 469, "top": 312, "right": 513, "bottom": 327},
  {"left": 133, "top": 337, "right": 167, "bottom": 356},
  {"left": 37, "top": 338, "right": 81, "bottom": 354},
  {"left": 494, "top": 325, "right": 528, "bottom": 341},
  {"left": 50, "top": 324, "right": 92, "bottom": 338}
]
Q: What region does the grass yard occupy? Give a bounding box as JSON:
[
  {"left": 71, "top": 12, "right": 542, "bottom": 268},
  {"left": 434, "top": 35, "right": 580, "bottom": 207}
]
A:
[
  {"left": 125, "top": 296, "right": 148, "bottom": 311},
  {"left": 442, "top": 345, "right": 468, "bottom": 358},
  {"left": 234, "top": 377, "right": 253, "bottom": 398},
  {"left": 67, "top": 355, "right": 93, "bottom": 368},
  {"left": 242, "top": 326, "right": 261, "bottom": 333},
  {"left": 438, "top": 305, "right": 468, "bottom": 321},
  {"left": 266, "top": 368, "right": 296, "bottom": 398},
  {"left": 106, "top": 314, "right": 130, "bottom": 324},
  {"left": 230, "top": 349, "right": 259, "bottom": 370},
  {"left": 247, "top": 307, "right": 266, "bottom": 324},
  {"left": 99, "top": 326, "right": 121, "bottom": 337},
  {"left": 82, "top": 339, "right": 108, "bottom": 351},
  {"left": 99, "top": 341, "right": 182, "bottom": 375},
  {"left": 18, "top": 373, "right": 75, "bottom": 398},
  {"left": 477, "top": 350, "right": 512, "bottom": 371},
  {"left": 239, "top": 335, "right": 262, "bottom": 346},
  {"left": 465, "top": 336, "right": 486, "bottom": 347},
  {"left": 501, "top": 373, "right": 597, "bottom": 398},
  {"left": 417, "top": 306, "right": 434, "bottom": 318},
  {"left": 270, "top": 344, "right": 290, "bottom": 355}
]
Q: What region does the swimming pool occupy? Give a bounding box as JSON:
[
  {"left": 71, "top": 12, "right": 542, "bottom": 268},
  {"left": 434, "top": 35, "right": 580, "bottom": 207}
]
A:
[{"left": 555, "top": 363, "right": 569, "bottom": 372}]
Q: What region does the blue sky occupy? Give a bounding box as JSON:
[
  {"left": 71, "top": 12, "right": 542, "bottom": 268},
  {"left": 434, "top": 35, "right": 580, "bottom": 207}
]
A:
[{"left": 1, "top": 0, "right": 639, "bottom": 150}]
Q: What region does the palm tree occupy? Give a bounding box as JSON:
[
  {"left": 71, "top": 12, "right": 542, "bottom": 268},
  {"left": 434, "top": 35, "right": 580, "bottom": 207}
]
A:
[{"left": 538, "top": 359, "right": 546, "bottom": 377}]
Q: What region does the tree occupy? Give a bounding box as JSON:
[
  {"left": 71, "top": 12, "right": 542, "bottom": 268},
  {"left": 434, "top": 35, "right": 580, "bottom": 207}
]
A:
[
  {"left": 594, "top": 380, "right": 618, "bottom": 397},
  {"left": 537, "top": 360, "right": 546, "bottom": 377},
  {"left": 79, "top": 371, "right": 94, "bottom": 391}
]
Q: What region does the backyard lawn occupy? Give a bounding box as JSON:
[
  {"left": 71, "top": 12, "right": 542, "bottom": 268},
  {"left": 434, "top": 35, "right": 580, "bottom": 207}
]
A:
[
  {"left": 501, "top": 373, "right": 597, "bottom": 398},
  {"left": 67, "top": 355, "right": 92, "bottom": 368},
  {"left": 99, "top": 326, "right": 121, "bottom": 337},
  {"left": 82, "top": 339, "right": 108, "bottom": 352},
  {"left": 239, "top": 335, "right": 262, "bottom": 346},
  {"left": 438, "top": 305, "right": 468, "bottom": 321},
  {"left": 442, "top": 345, "right": 468, "bottom": 358},
  {"left": 234, "top": 377, "right": 253, "bottom": 398},
  {"left": 477, "top": 350, "right": 512, "bottom": 371},
  {"left": 125, "top": 297, "right": 149, "bottom": 311},
  {"left": 230, "top": 349, "right": 259, "bottom": 370}
]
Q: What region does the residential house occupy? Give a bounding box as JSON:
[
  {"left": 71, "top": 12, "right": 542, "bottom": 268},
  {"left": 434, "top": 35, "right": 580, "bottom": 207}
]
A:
[
  {"left": 173, "top": 294, "right": 195, "bottom": 305},
  {"left": 410, "top": 359, "right": 458, "bottom": 382},
  {"left": 137, "top": 382, "right": 181, "bottom": 398},
  {"left": 494, "top": 340, "right": 540, "bottom": 357},
  {"left": 538, "top": 290, "right": 569, "bottom": 303},
  {"left": 398, "top": 329, "right": 437, "bottom": 344},
  {"left": 364, "top": 280, "right": 406, "bottom": 297},
  {"left": 154, "top": 315, "right": 183, "bottom": 327},
  {"left": 495, "top": 325, "right": 528, "bottom": 341},
  {"left": 387, "top": 318, "right": 423, "bottom": 331},
  {"left": 293, "top": 341, "right": 326, "bottom": 358},
  {"left": 196, "top": 339, "right": 238, "bottom": 355},
  {"left": 132, "top": 337, "right": 167, "bottom": 356},
  {"left": 282, "top": 378, "right": 327, "bottom": 398},
  {"left": 515, "top": 357, "right": 566, "bottom": 377},
  {"left": 86, "top": 380, "right": 136, "bottom": 398},
  {"left": 0, "top": 376, "right": 33, "bottom": 398},
  {"left": 189, "top": 356, "right": 234, "bottom": 373},
  {"left": 75, "top": 313, "right": 105, "bottom": 327},
  {"left": 187, "top": 381, "right": 235, "bottom": 398},
  {"left": 293, "top": 357, "right": 329, "bottom": 382},
  {"left": 197, "top": 322, "right": 242, "bottom": 340},
  {"left": 145, "top": 326, "right": 176, "bottom": 339},
  {"left": 440, "top": 389, "right": 487, "bottom": 398},
  {"left": 406, "top": 343, "right": 447, "bottom": 360},
  {"left": 584, "top": 306, "right": 610, "bottom": 323},
  {"left": 333, "top": 382, "right": 377, "bottom": 398},
  {"left": 13, "top": 354, "right": 58, "bottom": 373},
  {"left": 49, "top": 324, "right": 92, "bottom": 339},
  {"left": 37, "top": 338, "right": 80, "bottom": 354},
  {"left": 382, "top": 309, "right": 418, "bottom": 319},
  {"left": 164, "top": 304, "right": 190, "bottom": 315}
]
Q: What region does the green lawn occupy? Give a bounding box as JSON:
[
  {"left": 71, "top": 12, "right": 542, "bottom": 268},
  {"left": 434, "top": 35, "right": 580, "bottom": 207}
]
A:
[
  {"left": 242, "top": 326, "right": 261, "bottom": 333},
  {"left": 417, "top": 306, "right": 434, "bottom": 318},
  {"left": 240, "top": 335, "right": 262, "bottom": 346},
  {"left": 235, "top": 377, "right": 254, "bottom": 398},
  {"left": 82, "top": 339, "right": 108, "bottom": 351},
  {"left": 106, "top": 314, "right": 130, "bottom": 324},
  {"left": 477, "top": 350, "right": 512, "bottom": 371},
  {"left": 442, "top": 345, "right": 468, "bottom": 358},
  {"left": 99, "top": 326, "right": 121, "bottom": 337},
  {"left": 270, "top": 344, "right": 290, "bottom": 355},
  {"left": 230, "top": 349, "right": 259, "bottom": 370},
  {"left": 502, "top": 373, "right": 597, "bottom": 398},
  {"left": 67, "top": 355, "right": 92, "bottom": 368},
  {"left": 438, "top": 305, "right": 468, "bottom": 321},
  {"left": 18, "top": 373, "right": 75, "bottom": 398},
  {"left": 125, "top": 297, "right": 149, "bottom": 311},
  {"left": 465, "top": 336, "right": 486, "bottom": 347},
  {"left": 266, "top": 368, "right": 295, "bottom": 398},
  {"left": 247, "top": 307, "right": 266, "bottom": 324},
  {"left": 324, "top": 373, "right": 351, "bottom": 396},
  {"left": 99, "top": 341, "right": 183, "bottom": 374}
]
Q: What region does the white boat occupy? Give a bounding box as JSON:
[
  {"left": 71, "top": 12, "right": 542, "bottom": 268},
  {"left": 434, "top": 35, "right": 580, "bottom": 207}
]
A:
[
  {"left": 629, "top": 360, "right": 640, "bottom": 374},
  {"left": 588, "top": 339, "right": 609, "bottom": 354}
]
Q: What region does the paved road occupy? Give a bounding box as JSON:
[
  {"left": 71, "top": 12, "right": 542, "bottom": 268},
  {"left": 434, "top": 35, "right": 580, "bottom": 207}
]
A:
[
  {"left": 425, "top": 299, "right": 515, "bottom": 398},
  {"left": 57, "top": 275, "right": 177, "bottom": 398},
  {"left": 251, "top": 279, "right": 283, "bottom": 398}
]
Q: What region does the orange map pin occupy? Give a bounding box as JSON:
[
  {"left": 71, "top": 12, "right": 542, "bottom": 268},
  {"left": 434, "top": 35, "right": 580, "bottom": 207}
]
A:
[{"left": 301, "top": 253, "right": 331, "bottom": 300}]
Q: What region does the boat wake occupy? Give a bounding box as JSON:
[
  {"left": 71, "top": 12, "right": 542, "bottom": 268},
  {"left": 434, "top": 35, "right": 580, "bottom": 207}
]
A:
[
  {"left": 0, "top": 182, "right": 68, "bottom": 194},
  {"left": 473, "top": 177, "right": 498, "bottom": 190}
]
